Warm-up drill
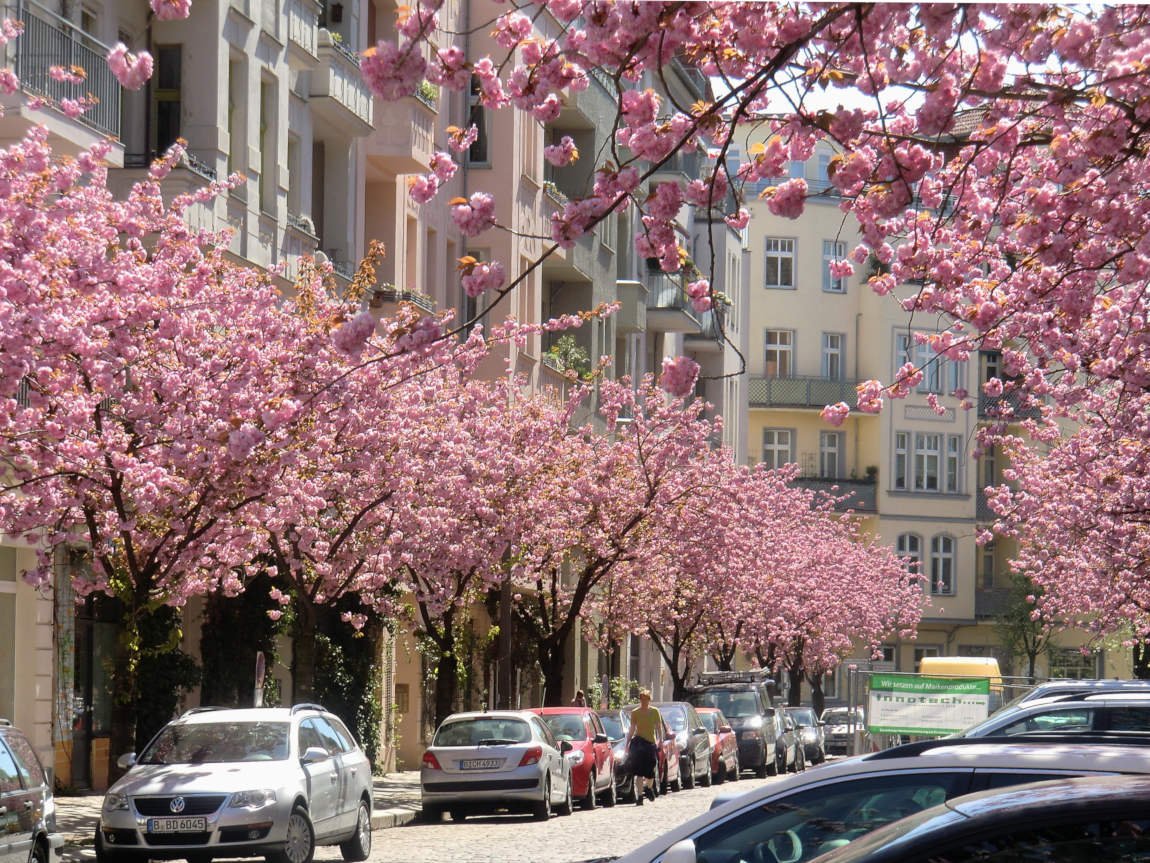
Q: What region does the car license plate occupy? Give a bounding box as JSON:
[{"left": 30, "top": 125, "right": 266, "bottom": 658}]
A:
[
  {"left": 147, "top": 817, "right": 207, "bottom": 833},
  {"left": 459, "top": 758, "right": 502, "bottom": 770}
]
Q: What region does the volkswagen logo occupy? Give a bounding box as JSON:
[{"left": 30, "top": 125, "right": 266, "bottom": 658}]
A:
[{"left": 169, "top": 797, "right": 187, "bottom": 814}]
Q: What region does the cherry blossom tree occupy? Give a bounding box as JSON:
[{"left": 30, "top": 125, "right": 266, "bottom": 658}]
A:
[{"left": 0, "top": 133, "right": 334, "bottom": 762}]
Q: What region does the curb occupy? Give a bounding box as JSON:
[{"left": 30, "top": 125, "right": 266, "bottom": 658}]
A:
[{"left": 371, "top": 808, "right": 419, "bottom": 829}]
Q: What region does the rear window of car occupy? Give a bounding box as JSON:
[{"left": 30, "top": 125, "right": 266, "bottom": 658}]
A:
[
  {"left": 693, "top": 690, "right": 761, "bottom": 718},
  {"left": 787, "top": 708, "right": 818, "bottom": 726},
  {"left": 541, "top": 714, "right": 588, "bottom": 741},
  {"left": 433, "top": 718, "right": 531, "bottom": 747},
  {"left": 140, "top": 721, "right": 291, "bottom": 763},
  {"left": 699, "top": 712, "right": 719, "bottom": 733},
  {"left": 598, "top": 714, "right": 625, "bottom": 739}
]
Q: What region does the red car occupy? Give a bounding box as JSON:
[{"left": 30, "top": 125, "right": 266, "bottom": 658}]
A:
[
  {"left": 531, "top": 707, "right": 617, "bottom": 808},
  {"left": 697, "top": 706, "right": 741, "bottom": 783}
]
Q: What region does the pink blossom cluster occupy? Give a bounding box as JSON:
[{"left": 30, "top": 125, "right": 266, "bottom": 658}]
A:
[
  {"left": 150, "top": 0, "right": 191, "bottom": 20},
  {"left": 659, "top": 355, "right": 700, "bottom": 399},
  {"left": 544, "top": 136, "right": 579, "bottom": 167},
  {"left": 460, "top": 259, "right": 504, "bottom": 298},
  {"left": 407, "top": 151, "right": 457, "bottom": 205},
  {"left": 361, "top": 40, "right": 427, "bottom": 101},
  {"left": 685, "top": 279, "right": 711, "bottom": 313},
  {"left": 107, "top": 43, "right": 153, "bottom": 90},
  {"left": 450, "top": 192, "right": 496, "bottom": 237}
]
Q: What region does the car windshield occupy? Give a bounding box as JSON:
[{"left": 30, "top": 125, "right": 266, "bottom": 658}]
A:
[
  {"left": 822, "top": 709, "right": 861, "bottom": 726},
  {"left": 598, "top": 714, "right": 625, "bottom": 739},
  {"left": 140, "top": 721, "right": 290, "bottom": 764},
  {"left": 433, "top": 718, "right": 531, "bottom": 747},
  {"left": 787, "top": 708, "right": 818, "bottom": 726},
  {"left": 541, "top": 714, "right": 588, "bottom": 741},
  {"left": 661, "top": 706, "right": 688, "bottom": 732},
  {"left": 699, "top": 712, "right": 719, "bottom": 733},
  {"left": 694, "top": 690, "right": 760, "bottom": 718}
]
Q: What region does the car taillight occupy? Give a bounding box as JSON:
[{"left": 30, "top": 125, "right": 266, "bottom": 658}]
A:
[
  {"left": 519, "top": 746, "right": 543, "bottom": 767},
  {"left": 422, "top": 751, "right": 441, "bottom": 770}
]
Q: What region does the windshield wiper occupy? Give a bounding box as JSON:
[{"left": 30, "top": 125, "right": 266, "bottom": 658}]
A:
[{"left": 477, "top": 738, "right": 519, "bottom": 746}]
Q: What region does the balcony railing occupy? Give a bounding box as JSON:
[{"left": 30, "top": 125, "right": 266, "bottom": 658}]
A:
[
  {"left": 748, "top": 376, "right": 862, "bottom": 409},
  {"left": 10, "top": 0, "right": 121, "bottom": 137},
  {"left": 285, "top": 0, "right": 321, "bottom": 63},
  {"left": 975, "top": 587, "right": 1012, "bottom": 619},
  {"left": 792, "top": 476, "right": 877, "bottom": 513},
  {"left": 978, "top": 391, "right": 1043, "bottom": 420},
  {"left": 311, "top": 29, "right": 372, "bottom": 134}
]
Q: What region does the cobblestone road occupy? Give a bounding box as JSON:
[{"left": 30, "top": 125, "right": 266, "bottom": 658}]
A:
[{"left": 314, "top": 775, "right": 779, "bottom": 863}]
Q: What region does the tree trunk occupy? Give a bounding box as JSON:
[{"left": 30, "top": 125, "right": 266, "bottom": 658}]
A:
[
  {"left": 293, "top": 598, "right": 318, "bottom": 702},
  {"left": 1135, "top": 644, "right": 1150, "bottom": 680},
  {"left": 807, "top": 675, "right": 826, "bottom": 716},
  {"left": 107, "top": 620, "right": 139, "bottom": 784},
  {"left": 539, "top": 636, "right": 567, "bottom": 706},
  {"left": 787, "top": 665, "right": 804, "bottom": 706}
]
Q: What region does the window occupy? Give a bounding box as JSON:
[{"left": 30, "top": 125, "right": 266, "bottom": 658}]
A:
[
  {"left": 152, "top": 45, "right": 182, "bottom": 154},
  {"left": 762, "top": 429, "right": 794, "bottom": 469},
  {"left": 981, "top": 541, "right": 996, "bottom": 589},
  {"left": 897, "top": 533, "right": 923, "bottom": 577},
  {"left": 895, "top": 432, "right": 964, "bottom": 493},
  {"left": 896, "top": 333, "right": 969, "bottom": 396},
  {"left": 1048, "top": 647, "right": 1098, "bottom": 680},
  {"left": 819, "top": 431, "right": 842, "bottom": 479},
  {"left": 765, "top": 330, "right": 793, "bottom": 377},
  {"left": 764, "top": 238, "right": 795, "bottom": 289},
  {"left": 981, "top": 444, "right": 998, "bottom": 489},
  {"left": 0, "top": 740, "right": 20, "bottom": 793},
  {"left": 823, "top": 239, "right": 847, "bottom": 292},
  {"left": 822, "top": 332, "right": 844, "bottom": 379},
  {"left": 816, "top": 152, "right": 832, "bottom": 190},
  {"left": 466, "top": 76, "right": 489, "bottom": 166},
  {"left": 259, "top": 78, "right": 277, "bottom": 215},
  {"left": 931, "top": 817, "right": 1150, "bottom": 862},
  {"left": 913, "top": 646, "right": 940, "bottom": 672},
  {"left": 930, "top": 535, "right": 956, "bottom": 595}
]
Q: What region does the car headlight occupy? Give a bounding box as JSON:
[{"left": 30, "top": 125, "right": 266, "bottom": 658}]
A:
[
  {"left": 103, "top": 792, "right": 129, "bottom": 812},
  {"left": 229, "top": 789, "right": 277, "bottom": 809}
]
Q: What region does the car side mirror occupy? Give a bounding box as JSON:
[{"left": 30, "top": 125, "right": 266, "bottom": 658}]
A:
[
  {"left": 693, "top": 726, "right": 707, "bottom": 735},
  {"left": 593, "top": 733, "right": 609, "bottom": 744},
  {"left": 302, "top": 746, "right": 329, "bottom": 764},
  {"left": 719, "top": 725, "right": 733, "bottom": 734},
  {"left": 116, "top": 752, "right": 137, "bottom": 770},
  {"left": 560, "top": 740, "right": 574, "bottom": 753},
  {"left": 665, "top": 732, "right": 676, "bottom": 742},
  {"left": 663, "top": 839, "right": 697, "bottom": 863}
]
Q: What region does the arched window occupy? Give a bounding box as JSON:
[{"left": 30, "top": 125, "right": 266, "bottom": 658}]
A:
[{"left": 930, "top": 535, "right": 956, "bottom": 595}]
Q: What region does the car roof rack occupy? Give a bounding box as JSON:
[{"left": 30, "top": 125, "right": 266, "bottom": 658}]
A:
[
  {"left": 291, "top": 703, "right": 328, "bottom": 714},
  {"left": 695, "top": 670, "right": 776, "bottom": 686},
  {"left": 866, "top": 732, "right": 1150, "bottom": 760},
  {"left": 180, "top": 706, "right": 229, "bottom": 717}
]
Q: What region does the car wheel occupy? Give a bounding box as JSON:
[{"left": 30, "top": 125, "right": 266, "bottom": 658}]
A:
[
  {"left": 620, "top": 774, "right": 635, "bottom": 803},
  {"left": 583, "top": 770, "right": 598, "bottom": 810},
  {"left": 339, "top": 800, "right": 371, "bottom": 862},
  {"left": 94, "top": 824, "right": 122, "bottom": 863},
  {"left": 683, "top": 757, "right": 696, "bottom": 789},
  {"left": 670, "top": 765, "right": 682, "bottom": 793},
  {"left": 29, "top": 841, "right": 48, "bottom": 863},
  {"left": 450, "top": 809, "right": 467, "bottom": 823},
  {"left": 532, "top": 775, "right": 552, "bottom": 821},
  {"left": 731, "top": 756, "right": 741, "bottom": 781},
  {"left": 556, "top": 773, "right": 574, "bottom": 816},
  {"left": 700, "top": 759, "right": 712, "bottom": 787},
  {"left": 797, "top": 749, "right": 806, "bottom": 772},
  {"left": 421, "top": 804, "right": 443, "bottom": 823},
  {"left": 714, "top": 760, "right": 725, "bottom": 785},
  {"left": 269, "top": 806, "right": 314, "bottom": 863},
  {"left": 601, "top": 771, "right": 617, "bottom": 807}
]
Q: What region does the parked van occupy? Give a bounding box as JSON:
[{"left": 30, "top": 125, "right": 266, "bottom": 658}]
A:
[{"left": 919, "top": 656, "right": 1005, "bottom": 711}]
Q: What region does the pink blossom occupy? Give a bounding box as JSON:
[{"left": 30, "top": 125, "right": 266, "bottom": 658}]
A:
[
  {"left": 150, "top": 0, "right": 191, "bottom": 20},
  {"left": 724, "top": 208, "right": 750, "bottom": 230},
  {"left": 429, "top": 151, "right": 457, "bottom": 182},
  {"left": 107, "top": 43, "right": 154, "bottom": 90},
  {"left": 855, "top": 380, "right": 886, "bottom": 413},
  {"left": 408, "top": 174, "right": 440, "bottom": 205},
  {"left": 227, "top": 424, "right": 266, "bottom": 461},
  {"left": 332, "top": 310, "right": 377, "bottom": 355},
  {"left": 0, "top": 19, "right": 24, "bottom": 45},
  {"left": 765, "top": 178, "right": 808, "bottom": 219},
  {"left": 460, "top": 260, "right": 505, "bottom": 297},
  {"left": 0, "top": 68, "right": 18, "bottom": 95},
  {"left": 451, "top": 192, "right": 497, "bottom": 237},
  {"left": 659, "top": 356, "right": 700, "bottom": 399},
  {"left": 544, "top": 136, "right": 579, "bottom": 167},
  {"left": 49, "top": 65, "right": 86, "bottom": 85},
  {"left": 395, "top": 316, "right": 442, "bottom": 353},
  {"left": 983, "top": 377, "right": 1004, "bottom": 398},
  {"left": 447, "top": 124, "right": 479, "bottom": 153},
  {"left": 821, "top": 402, "right": 851, "bottom": 427},
  {"left": 361, "top": 40, "right": 428, "bottom": 101}
]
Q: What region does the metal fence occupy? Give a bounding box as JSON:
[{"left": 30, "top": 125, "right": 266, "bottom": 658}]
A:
[
  {"left": 748, "top": 376, "right": 861, "bottom": 409},
  {"left": 12, "top": 0, "right": 121, "bottom": 137}
]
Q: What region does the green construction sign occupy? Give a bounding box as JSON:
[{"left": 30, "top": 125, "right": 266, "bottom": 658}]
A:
[{"left": 867, "top": 674, "right": 991, "bottom": 735}]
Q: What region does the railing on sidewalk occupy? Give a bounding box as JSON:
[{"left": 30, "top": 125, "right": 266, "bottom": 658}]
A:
[{"left": 10, "top": 0, "right": 121, "bottom": 137}]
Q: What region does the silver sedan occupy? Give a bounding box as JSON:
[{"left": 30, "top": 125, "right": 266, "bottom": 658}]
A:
[{"left": 420, "top": 710, "right": 573, "bottom": 822}]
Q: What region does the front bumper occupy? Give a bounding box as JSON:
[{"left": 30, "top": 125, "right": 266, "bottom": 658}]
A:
[{"left": 736, "top": 736, "right": 767, "bottom": 768}]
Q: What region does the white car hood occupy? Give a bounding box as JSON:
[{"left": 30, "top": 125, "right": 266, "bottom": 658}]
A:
[{"left": 111, "top": 762, "right": 297, "bottom": 796}]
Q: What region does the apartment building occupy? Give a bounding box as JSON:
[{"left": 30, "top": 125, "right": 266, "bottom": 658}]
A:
[{"left": 734, "top": 133, "right": 1128, "bottom": 694}]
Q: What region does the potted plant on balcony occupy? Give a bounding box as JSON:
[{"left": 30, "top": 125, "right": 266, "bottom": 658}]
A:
[{"left": 543, "top": 334, "right": 592, "bottom": 380}]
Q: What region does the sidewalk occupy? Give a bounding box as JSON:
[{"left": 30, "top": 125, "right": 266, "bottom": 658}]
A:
[{"left": 54, "top": 771, "right": 423, "bottom": 859}]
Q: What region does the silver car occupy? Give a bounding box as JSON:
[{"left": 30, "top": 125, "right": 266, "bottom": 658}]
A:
[
  {"left": 420, "top": 710, "right": 573, "bottom": 821},
  {"left": 96, "top": 705, "right": 373, "bottom": 863}
]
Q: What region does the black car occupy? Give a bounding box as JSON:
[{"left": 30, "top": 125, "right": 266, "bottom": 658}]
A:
[
  {"left": 687, "top": 677, "right": 777, "bottom": 778},
  {"left": 0, "top": 719, "right": 64, "bottom": 863},
  {"left": 597, "top": 709, "right": 636, "bottom": 803},
  {"left": 653, "top": 702, "right": 713, "bottom": 790},
  {"left": 815, "top": 773, "right": 1150, "bottom": 863}
]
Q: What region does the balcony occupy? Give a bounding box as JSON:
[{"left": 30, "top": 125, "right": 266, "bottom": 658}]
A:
[
  {"left": 310, "top": 30, "right": 373, "bottom": 137},
  {"left": 285, "top": 0, "right": 322, "bottom": 66},
  {"left": 978, "top": 391, "right": 1043, "bottom": 421},
  {"left": 974, "top": 588, "right": 1012, "bottom": 620},
  {"left": 366, "top": 93, "right": 436, "bottom": 176},
  {"left": 748, "top": 376, "right": 862, "bottom": 410},
  {"left": 614, "top": 279, "right": 647, "bottom": 334},
  {"left": 792, "top": 477, "right": 877, "bottom": 513},
  {"left": 3, "top": 0, "right": 122, "bottom": 143},
  {"left": 368, "top": 282, "right": 435, "bottom": 315},
  {"left": 541, "top": 183, "right": 596, "bottom": 283},
  {"left": 685, "top": 305, "right": 726, "bottom": 352},
  {"left": 644, "top": 270, "right": 701, "bottom": 333}
]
